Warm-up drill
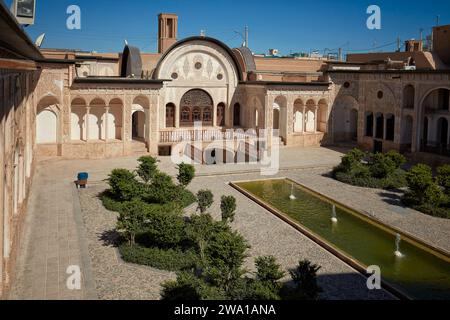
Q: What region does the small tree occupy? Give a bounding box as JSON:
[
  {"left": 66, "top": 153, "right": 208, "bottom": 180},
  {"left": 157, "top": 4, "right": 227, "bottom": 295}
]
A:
[
  {"left": 385, "top": 150, "right": 406, "bottom": 169},
  {"left": 369, "top": 153, "right": 396, "bottom": 179},
  {"left": 405, "top": 164, "right": 434, "bottom": 204},
  {"left": 117, "top": 199, "right": 149, "bottom": 246},
  {"left": 197, "top": 190, "right": 214, "bottom": 214},
  {"left": 177, "top": 163, "right": 196, "bottom": 188},
  {"left": 136, "top": 156, "right": 159, "bottom": 183},
  {"left": 186, "top": 213, "right": 226, "bottom": 266},
  {"left": 107, "top": 169, "right": 141, "bottom": 201},
  {"left": 221, "top": 196, "right": 237, "bottom": 223},
  {"left": 146, "top": 204, "right": 185, "bottom": 247},
  {"left": 255, "top": 256, "right": 285, "bottom": 286},
  {"left": 437, "top": 165, "right": 450, "bottom": 195},
  {"left": 206, "top": 230, "right": 249, "bottom": 293},
  {"left": 146, "top": 172, "right": 177, "bottom": 204},
  {"left": 288, "top": 260, "right": 322, "bottom": 300}
]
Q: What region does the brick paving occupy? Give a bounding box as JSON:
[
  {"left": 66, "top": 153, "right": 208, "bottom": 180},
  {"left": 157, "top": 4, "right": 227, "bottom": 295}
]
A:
[{"left": 8, "top": 146, "right": 450, "bottom": 300}]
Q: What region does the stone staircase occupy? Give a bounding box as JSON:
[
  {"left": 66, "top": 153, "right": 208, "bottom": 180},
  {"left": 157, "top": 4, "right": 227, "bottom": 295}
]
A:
[{"left": 131, "top": 140, "right": 148, "bottom": 155}]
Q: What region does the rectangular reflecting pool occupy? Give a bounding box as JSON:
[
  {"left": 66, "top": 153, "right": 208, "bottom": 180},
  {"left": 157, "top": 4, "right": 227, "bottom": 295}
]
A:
[{"left": 233, "top": 179, "right": 450, "bottom": 300}]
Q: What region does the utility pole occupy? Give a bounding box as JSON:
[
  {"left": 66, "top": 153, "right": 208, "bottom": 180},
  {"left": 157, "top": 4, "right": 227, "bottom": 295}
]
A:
[
  {"left": 245, "top": 26, "right": 249, "bottom": 48},
  {"left": 436, "top": 15, "right": 440, "bottom": 26},
  {"left": 396, "top": 37, "right": 401, "bottom": 52},
  {"left": 338, "top": 48, "right": 343, "bottom": 62},
  {"left": 420, "top": 28, "right": 423, "bottom": 42}
]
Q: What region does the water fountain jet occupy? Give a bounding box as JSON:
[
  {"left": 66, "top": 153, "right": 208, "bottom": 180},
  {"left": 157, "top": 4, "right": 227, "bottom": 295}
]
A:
[
  {"left": 394, "top": 233, "right": 404, "bottom": 258},
  {"left": 331, "top": 205, "right": 338, "bottom": 223},
  {"left": 289, "top": 183, "right": 296, "bottom": 200}
]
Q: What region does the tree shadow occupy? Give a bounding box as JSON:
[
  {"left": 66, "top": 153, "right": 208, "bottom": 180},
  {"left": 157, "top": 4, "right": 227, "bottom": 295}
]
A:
[
  {"left": 378, "top": 191, "right": 406, "bottom": 207},
  {"left": 98, "top": 229, "right": 121, "bottom": 247}
]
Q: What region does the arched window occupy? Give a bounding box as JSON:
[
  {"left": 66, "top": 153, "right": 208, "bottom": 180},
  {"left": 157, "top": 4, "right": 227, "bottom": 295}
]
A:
[
  {"left": 386, "top": 114, "right": 395, "bottom": 141},
  {"left": 203, "top": 107, "right": 212, "bottom": 123},
  {"left": 233, "top": 103, "right": 241, "bottom": 127},
  {"left": 37, "top": 109, "right": 57, "bottom": 144},
  {"left": 166, "top": 103, "right": 175, "bottom": 128},
  {"left": 365, "top": 112, "right": 374, "bottom": 137},
  {"left": 375, "top": 113, "right": 384, "bottom": 140},
  {"left": 180, "top": 89, "right": 213, "bottom": 126},
  {"left": 181, "top": 107, "right": 191, "bottom": 123},
  {"left": 193, "top": 107, "right": 202, "bottom": 122},
  {"left": 403, "top": 85, "right": 415, "bottom": 109},
  {"left": 217, "top": 103, "right": 226, "bottom": 126}
]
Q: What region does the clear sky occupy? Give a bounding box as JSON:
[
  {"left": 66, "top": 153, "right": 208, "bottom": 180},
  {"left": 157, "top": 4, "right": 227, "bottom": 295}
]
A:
[{"left": 6, "top": 0, "right": 450, "bottom": 55}]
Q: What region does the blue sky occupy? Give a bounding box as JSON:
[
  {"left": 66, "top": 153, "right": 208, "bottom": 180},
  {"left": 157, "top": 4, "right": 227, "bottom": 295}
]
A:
[{"left": 6, "top": 0, "right": 450, "bottom": 55}]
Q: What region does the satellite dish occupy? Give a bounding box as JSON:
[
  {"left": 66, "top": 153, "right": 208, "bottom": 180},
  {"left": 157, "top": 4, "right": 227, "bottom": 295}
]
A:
[{"left": 35, "top": 33, "right": 45, "bottom": 47}]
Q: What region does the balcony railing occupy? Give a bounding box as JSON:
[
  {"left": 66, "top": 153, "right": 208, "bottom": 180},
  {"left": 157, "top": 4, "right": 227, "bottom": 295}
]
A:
[{"left": 159, "top": 128, "right": 261, "bottom": 143}]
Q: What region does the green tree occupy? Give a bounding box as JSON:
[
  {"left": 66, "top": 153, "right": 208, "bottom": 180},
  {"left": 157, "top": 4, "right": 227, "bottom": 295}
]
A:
[
  {"left": 287, "top": 260, "right": 322, "bottom": 300},
  {"left": 205, "top": 230, "right": 250, "bottom": 293},
  {"left": 145, "top": 204, "right": 185, "bottom": 247},
  {"left": 221, "top": 196, "right": 237, "bottom": 223},
  {"left": 186, "top": 213, "right": 229, "bottom": 267},
  {"left": 437, "top": 165, "right": 450, "bottom": 195},
  {"left": 405, "top": 164, "right": 434, "bottom": 203},
  {"left": 117, "top": 199, "right": 149, "bottom": 246},
  {"left": 177, "top": 163, "right": 196, "bottom": 188},
  {"left": 255, "top": 256, "right": 285, "bottom": 286},
  {"left": 107, "top": 169, "right": 141, "bottom": 201},
  {"left": 146, "top": 172, "right": 177, "bottom": 204},
  {"left": 369, "top": 153, "right": 396, "bottom": 179},
  {"left": 334, "top": 148, "right": 366, "bottom": 174},
  {"left": 197, "top": 190, "right": 214, "bottom": 214},
  {"left": 385, "top": 150, "right": 406, "bottom": 169},
  {"left": 136, "top": 156, "right": 159, "bottom": 183},
  {"left": 161, "top": 271, "right": 226, "bottom": 301}
]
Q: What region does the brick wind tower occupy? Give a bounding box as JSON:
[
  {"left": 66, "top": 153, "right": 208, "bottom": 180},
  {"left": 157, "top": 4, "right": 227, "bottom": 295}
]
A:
[{"left": 158, "top": 13, "right": 178, "bottom": 54}]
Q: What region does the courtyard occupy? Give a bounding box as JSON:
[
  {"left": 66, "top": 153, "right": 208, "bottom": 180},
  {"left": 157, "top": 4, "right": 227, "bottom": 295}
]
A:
[{"left": 7, "top": 146, "right": 450, "bottom": 300}]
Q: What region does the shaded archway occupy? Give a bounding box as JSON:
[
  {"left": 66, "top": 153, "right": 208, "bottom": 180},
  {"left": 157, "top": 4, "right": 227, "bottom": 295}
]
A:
[
  {"left": 107, "top": 98, "right": 123, "bottom": 140},
  {"left": 385, "top": 114, "right": 395, "bottom": 141},
  {"left": 401, "top": 115, "right": 413, "bottom": 152},
  {"left": 71, "top": 97, "right": 86, "bottom": 141},
  {"left": 403, "top": 85, "right": 415, "bottom": 109},
  {"left": 293, "top": 99, "right": 304, "bottom": 133},
  {"left": 375, "top": 113, "right": 384, "bottom": 140},
  {"left": 217, "top": 103, "right": 226, "bottom": 127},
  {"left": 317, "top": 99, "right": 328, "bottom": 133},
  {"left": 331, "top": 95, "right": 359, "bottom": 142},
  {"left": 36, "top": 96, "right": 59, "bottom": 144},
  {"left": 132, "top": 111, "right": 146, "bottom": 140},
  {"left": 166, "top": 103, "right": 175, "bottom": 128},
  {"left": 233, "top": 103, "right": 241, "bottom": 127},
  {"left": 437, "top": 117, "right": 449, "bottom": 148}
]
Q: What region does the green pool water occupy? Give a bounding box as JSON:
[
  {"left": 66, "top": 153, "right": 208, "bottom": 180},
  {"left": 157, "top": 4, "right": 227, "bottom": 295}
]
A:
[{"left": 235, "top": 179, "right": 450, "bottom": 300}]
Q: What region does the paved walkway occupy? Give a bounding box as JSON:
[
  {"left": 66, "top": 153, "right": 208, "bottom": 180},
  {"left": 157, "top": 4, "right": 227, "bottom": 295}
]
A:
[{"left": 8, "top": 146, "right": 450, "bottom": 300}]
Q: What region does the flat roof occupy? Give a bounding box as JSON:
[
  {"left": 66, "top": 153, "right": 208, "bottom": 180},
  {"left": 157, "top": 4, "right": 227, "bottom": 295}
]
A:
[
  {"left": 240, "top": 80, "right": 331, "bottom": 86},
  {"left": 73, "top": 77, "right": 169, "bottom": 84}
]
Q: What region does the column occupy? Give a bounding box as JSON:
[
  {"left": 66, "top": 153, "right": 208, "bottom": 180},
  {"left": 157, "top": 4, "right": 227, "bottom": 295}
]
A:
[
  {"left": 85, "top": 107, "right": 90, "bottom": 141},
  {"left": 302, "top": 105, "right": 306, "bottom": 133},
  {"left": 314, "top": 106, "right": 318, "bottom": 133},
  {"left": 104, "top": 106, "right": 110, "bottom": 141},
  {"left": 212, "top": 105, "right": 218, "bottom": 127}
]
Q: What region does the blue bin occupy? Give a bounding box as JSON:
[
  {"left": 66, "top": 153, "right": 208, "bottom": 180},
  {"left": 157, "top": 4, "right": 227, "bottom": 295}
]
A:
[{"left": 77, "top": 172, "right": 89, "bottom": 180}]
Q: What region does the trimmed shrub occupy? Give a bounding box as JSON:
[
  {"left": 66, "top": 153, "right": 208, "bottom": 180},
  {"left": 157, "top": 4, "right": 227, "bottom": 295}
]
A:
[
  {"left": 177, "top": 163, "right": 196, "bottom": 188},
  {"left": 145, "top": 205, "right": 186, "bottom": 248},
  {"left": 145, "top": 172, "right": 178, "bottom": 204},
  {"left": 107, "top": 169, "right": 142, "bottom": 201},
  {"left": 136, "top": 156, "right": 159, "bottom": 183},
  {"left": 368, "top": 153, "right": 396, "bottom": 179},
  {"left": 161, "top": 271, "right": 226, "bottom": 301},
  {"left": 385, "top": 150, "right": 406, "bottom": 168},
  {"left": 197, "top": 190, "right": 214, "bottom": 214},
  {"left": 101, "top": 191, "right": 125, "bottom": 212},
  {"left": 117, "top": 199, "right": 151, "bottom": 246},
  {"left": 119, "top": 244, "right": 198, "bottom": 271},
  {"left": 221, "top": 196, "right": 237, "bottom": 223},
  {"left": 437, "top": 165, "right": 450, "bottom": 195},
  {"left": 405, "top": 164, "right": 434, "bottom": 204}
]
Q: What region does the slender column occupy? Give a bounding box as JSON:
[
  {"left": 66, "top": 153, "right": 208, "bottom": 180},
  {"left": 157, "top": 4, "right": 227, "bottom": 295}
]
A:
[
  {"left": 85, "top": 107, "right": 90, "bottom": 141},
  {"left": 314, "top": 105, "right": 318, "bottom": 133},
  {"left": 104, "top": 107, "right": 110, "bottom": 141},
  {"left": 302, "top": 105, "right": 306, "bottom": 133},
  {"left": 213, "top": 105, "right": 217, "bottom": 128}
]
